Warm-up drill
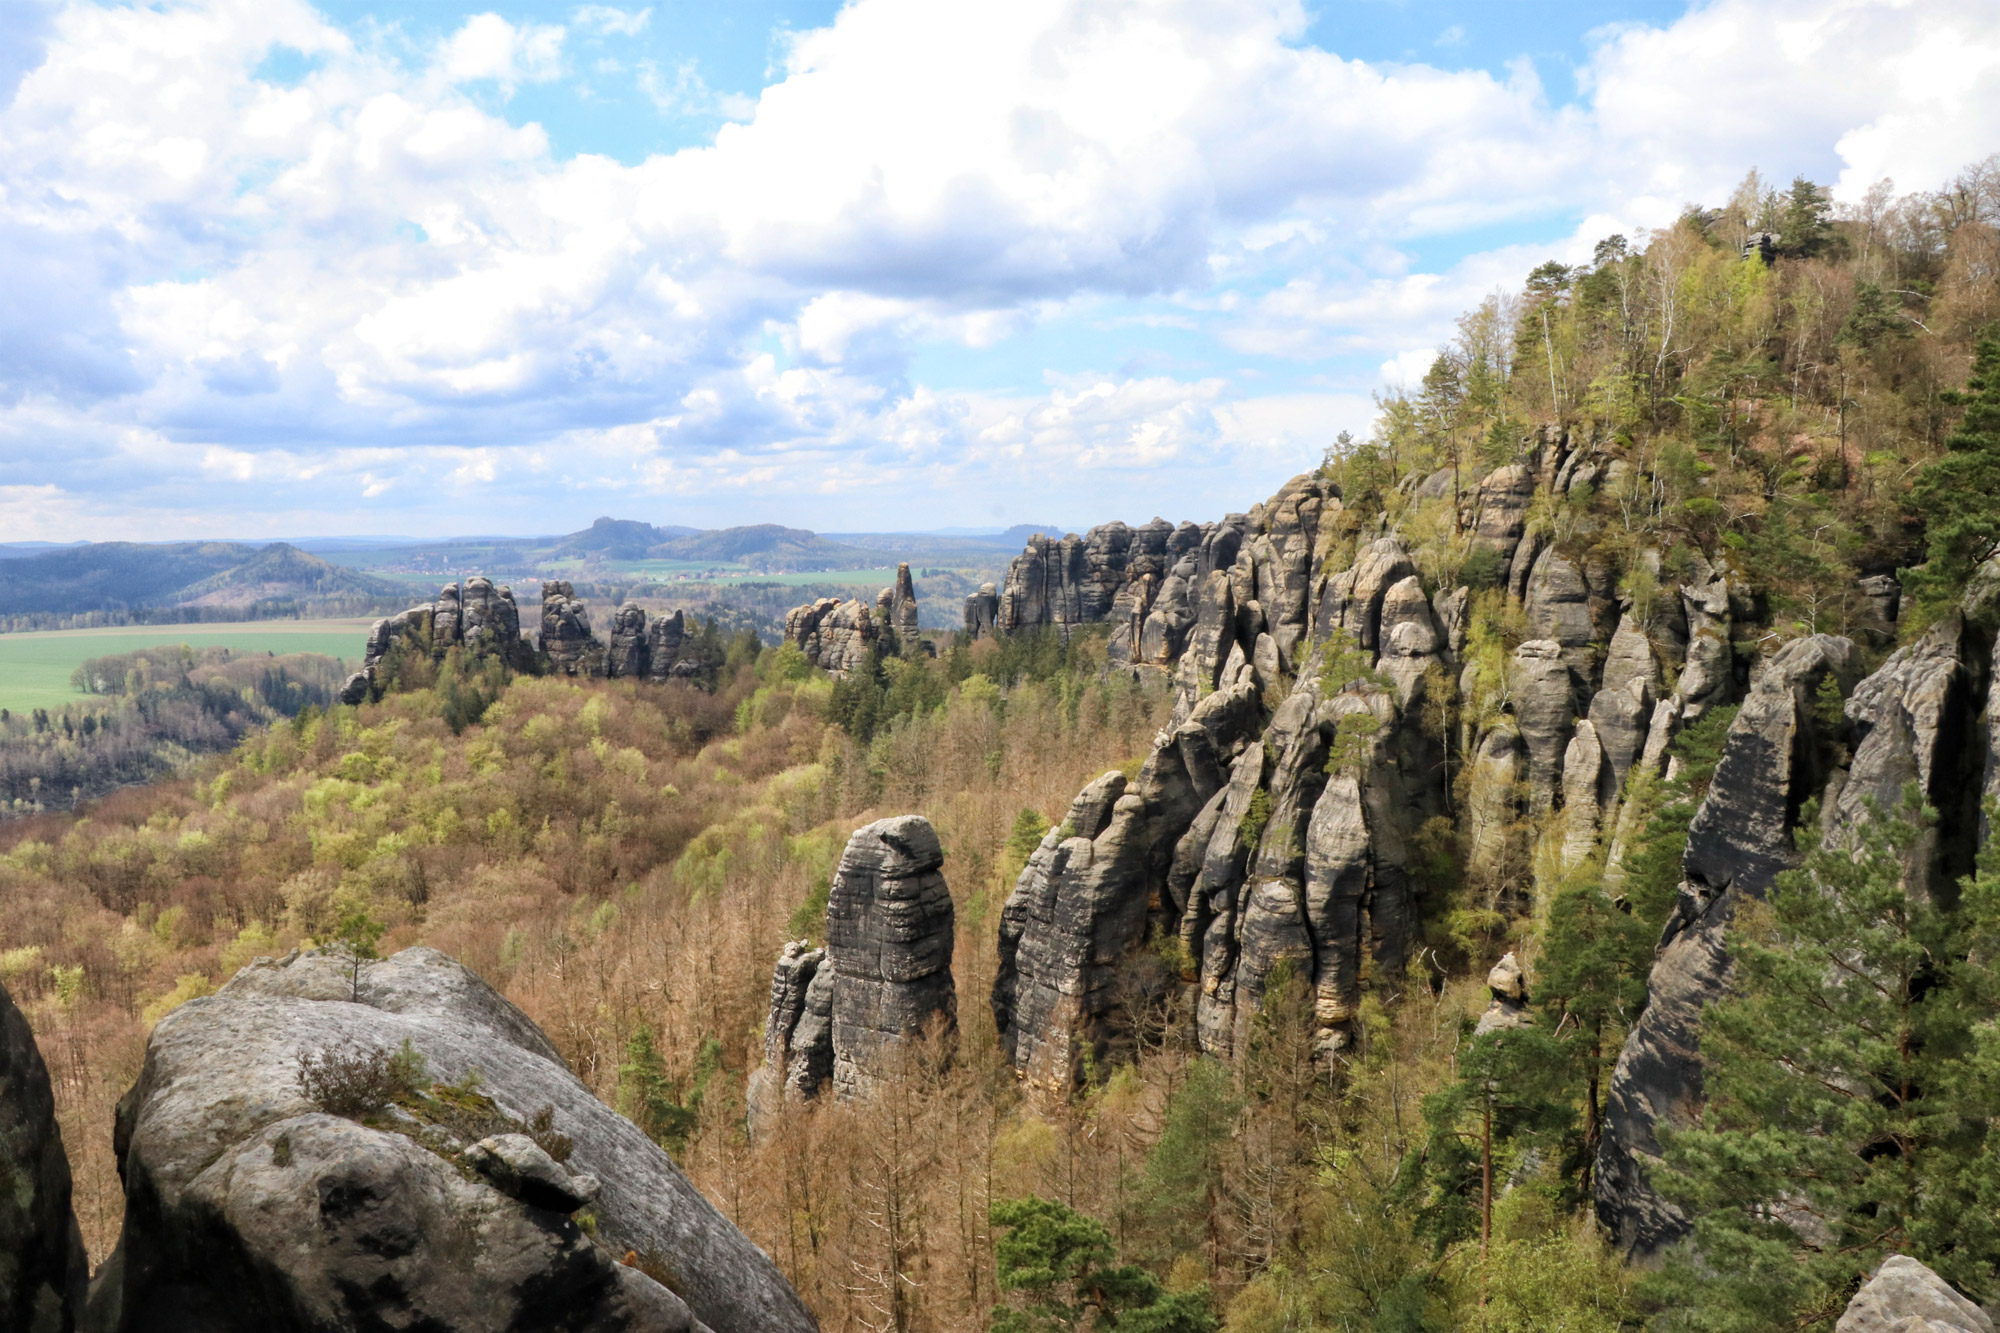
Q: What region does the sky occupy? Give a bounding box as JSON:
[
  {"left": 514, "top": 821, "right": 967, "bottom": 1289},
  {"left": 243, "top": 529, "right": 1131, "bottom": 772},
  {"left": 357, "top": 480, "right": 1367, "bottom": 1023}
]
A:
[{"left": 2, "top": 0, "right": 1997, "bottom": 540}]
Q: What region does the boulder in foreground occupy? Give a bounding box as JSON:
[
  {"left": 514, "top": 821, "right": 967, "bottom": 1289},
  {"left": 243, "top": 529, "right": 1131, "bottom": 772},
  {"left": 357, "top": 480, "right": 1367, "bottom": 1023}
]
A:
[{"left": 89, "top": 946, "right": 817, "bottom": 1333}]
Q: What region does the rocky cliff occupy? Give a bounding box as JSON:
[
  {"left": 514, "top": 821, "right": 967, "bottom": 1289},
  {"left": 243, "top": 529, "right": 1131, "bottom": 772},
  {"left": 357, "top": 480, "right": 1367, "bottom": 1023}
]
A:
[
  {"left": 88, "top": 946, "right": 816, "bottom": 1333},
  {"left": 0, "top": 979, "right": 88, "bottom": 1332},
  {"left": 982, "top": 432, "right": 1986, "bottom": 1274},
  {"left": 1835, "top": 1255, "right": 1991, "bottom": 1333},
  {"left": 341, "top": 580, "right": 694, "bottom": 703},
  {"left": 781, "top": 563, "right": 928, "bottom": 673},
  {"left": 753, "top": 817, "right": 957, "bottom": 1117}
]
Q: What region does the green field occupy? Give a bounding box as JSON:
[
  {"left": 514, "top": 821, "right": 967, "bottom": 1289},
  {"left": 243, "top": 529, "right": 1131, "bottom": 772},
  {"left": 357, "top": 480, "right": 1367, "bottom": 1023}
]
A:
[
  {"left": 0, "top": 620, "right": 372, "bottom": 714},
  {"left": 610, "top": 564, "right": 906, "bottom": 586}
]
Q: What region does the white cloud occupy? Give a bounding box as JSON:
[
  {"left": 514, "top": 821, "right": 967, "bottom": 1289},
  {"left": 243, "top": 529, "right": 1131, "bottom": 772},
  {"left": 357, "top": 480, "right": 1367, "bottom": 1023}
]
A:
[
  {"left": 637, "top": 57, "right": 756, "bottom": 120},
  {"left": 572, "top": 5, "right": 650, "bottom": 38},
  {"left": 2, "top": 0, "right": 1998, "bottom": 533},
  {"left": 440, "top": 14, "right": 565, "bottom": 93}
]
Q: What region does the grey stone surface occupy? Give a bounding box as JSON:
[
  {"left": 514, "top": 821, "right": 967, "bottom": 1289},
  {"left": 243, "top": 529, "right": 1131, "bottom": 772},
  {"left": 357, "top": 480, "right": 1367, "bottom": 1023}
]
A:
[
  {"left": 1510, "top": 639, "right": 1577, "bottom": 813},
  {"left": 1835, "top": 1255, "right": 1992, "bottom": 1333},
  {"left": 964, "top": 582, "right": 999, "bottom": 639},
  {"left": 645, "top": 609, "right": 687, "bottom": 682},
  {"left": 1597, "top": 634, "right": 1859, "bottom": 1258},
  {"left": 606, "top": 604, "right": 650, "bottom": 678},
  {"left": 540, "top": 580, "right": 605, "bottom": 677},
  {"left": 92, "top": 946, "right": 814, "bottom": 1333},
  {"left": 0, "top": 979, "right": 87, "bottom": 1333},
  {"left": 1834, "top": 613, "right": 1980, "bottom": 902},
  {"left": 826, "top": 817, "right": 957, "bottom": 1099},
  {"left": 464, "top": 1133, "right": 600, "bottom": 1212},
  {"left": 1474, "top": 953, "right": 1533, "bottom": 1035},
  {"left": 1471, "top": 463, "right": 1536, "bottom": 566},
  {"left": 887, "top": 563, "right": 920, "bottom": 646},
  {"left": 785, "top": 596, "right": 880, "bottom": 674},
  {"left": 347, "top": 577, "right": 535, "bottom": 701}
]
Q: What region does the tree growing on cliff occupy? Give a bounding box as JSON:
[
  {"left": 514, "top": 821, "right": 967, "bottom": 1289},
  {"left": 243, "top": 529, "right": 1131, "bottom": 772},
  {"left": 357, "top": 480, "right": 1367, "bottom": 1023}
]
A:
[
  {"left": 1908, "top": 326, "right": 2000, "bottom": 617},
  {"left": 1648, "top": 793, "right": 2000, "bottom": 1329}
]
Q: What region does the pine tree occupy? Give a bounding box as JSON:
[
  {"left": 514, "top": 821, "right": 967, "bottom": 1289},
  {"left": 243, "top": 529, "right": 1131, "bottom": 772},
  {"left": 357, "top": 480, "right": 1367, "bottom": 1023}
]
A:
[
  {"left": 1535, "top": 877, "right": 1654, "bottom": 1200},
  {"left": 989, "top": 1196, "right": 1217, "bottom": 1333},
  {"left": 1908, "top": 327, "right": 2000, "bottom": 614},
  {"left": 619, "top": 1023, "right": 698, "bottom": 1153},
  {"left": 1647, "top": 793, "right": 2000, "bottom": 1329}
]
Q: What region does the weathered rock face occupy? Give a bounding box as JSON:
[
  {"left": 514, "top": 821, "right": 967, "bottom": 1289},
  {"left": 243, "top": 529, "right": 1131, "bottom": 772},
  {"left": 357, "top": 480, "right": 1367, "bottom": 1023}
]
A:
[
  {"left": 607, "top": 604, "right": 650, "bottom": 678},
  {"left": 1511, "top": 638, "right": 1578, "bottom": 813},
  {"left": 91, "top": 947, "right": 815, "bottom": 1333},
  {"left": 1597, "top": 634, "right": 1860, "bottom": 1257},
  {"left": 646, "top": 609, "right": 688, "bottom": 681},
  {"left": 1, "top": 980, "right": 87, "bottom": 1333},
  {"left": 887, "top": 563, "right": 920, "bottom": 643},
  {"left": 1471, "top": 462, "right": 1536, "bottom": 567},
  {"left": 964, "top": 583, "right": 999, "bottom": 639},
  {"left": 784, "top": 597, "right": 879, "bottom": 674},
  {"left": 1833, "top": 612, "right": 1984, "bottom": 901},
  {"left": 1835, "top": 1255, "right": 1992, "bottom": 1333},
  {"left": 1473, "top": 953, "right": 1532, "bottom": 1035},
  {"left": 540, "top": 580, "right": 605, "bottom": 677},
  {"left": 993, "top": 514, "right": 1220, "bottom": 650},
  {"left": 341, "top": 577, "right": 536, "bottom": 703},
  {"left": 825, "top": 817, "right": 957, "bottom": 1099}
]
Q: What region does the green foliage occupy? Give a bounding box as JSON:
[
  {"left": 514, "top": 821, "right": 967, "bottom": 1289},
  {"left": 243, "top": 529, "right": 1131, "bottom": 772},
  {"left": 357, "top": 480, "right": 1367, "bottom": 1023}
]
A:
[
  {"left": 618, "top": 1022, "right": 703, "bottom": 1154},
  {"left": 1236, "top": 788, "right": 1272, "bottom": 854},
  {"left": 786, "top": 873, "right": 831, "bottom": 942},
  {"left": 1908, "top": 327, "right": 2000, "bottom": 615},
  {"left": 1317, "top": 628, "right": 1391, "bottom": 697},
  {"left": 1411, "top": 1021, "right": 1572, "bottom": 1252},
  {"left": 1536, "top": 877, "right": 1655, "bottom": 1196},
  {"left": 990, "top": 1196, "right": 1218, "bottom": 1333},
  {"left": 1134, "top": 1057, "right": 1240, "bottom": 1263},
  {"left": 328, "top": 906, "right": 386, "bottom": 1000},
  {"left": 1647, "top": 792, "right": 2000, "bottom": 1328},
  {"left": 434, "top": 647, "right": 509, "bottom": 735},
  {"left": 296, "top": 1037, "right": 428, "bottom": 1117}
]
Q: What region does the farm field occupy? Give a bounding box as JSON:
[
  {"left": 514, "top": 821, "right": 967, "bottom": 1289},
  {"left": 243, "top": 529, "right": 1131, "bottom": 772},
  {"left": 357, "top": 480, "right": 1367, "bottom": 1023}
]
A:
[{"left": 0, "top": 619, "right": 371, "bottom": 714}]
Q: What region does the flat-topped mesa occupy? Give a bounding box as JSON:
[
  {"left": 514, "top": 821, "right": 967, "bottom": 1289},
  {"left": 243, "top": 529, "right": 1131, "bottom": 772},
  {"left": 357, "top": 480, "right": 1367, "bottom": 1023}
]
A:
[{"left": 340, "top": 575, "right": 538, "bottom": 703}]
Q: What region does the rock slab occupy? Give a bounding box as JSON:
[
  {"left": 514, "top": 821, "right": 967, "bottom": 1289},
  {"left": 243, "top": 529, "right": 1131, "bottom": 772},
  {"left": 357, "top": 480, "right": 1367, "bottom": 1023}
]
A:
[
  {"left": 0, "top": 979, "right": 87, "bottom": 1333},
  {"left": 89, "top": 946, "right": 817, "bottom": 1333}
]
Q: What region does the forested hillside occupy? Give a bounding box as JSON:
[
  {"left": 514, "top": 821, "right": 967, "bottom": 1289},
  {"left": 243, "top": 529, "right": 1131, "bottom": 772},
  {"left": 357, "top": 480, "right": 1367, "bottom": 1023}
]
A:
[
  {"left": 0, "top": 541, "right": 407, "bottom": 630},
  {"left": 2, "top": 158, "right": 1999, "bottom": 1333}
]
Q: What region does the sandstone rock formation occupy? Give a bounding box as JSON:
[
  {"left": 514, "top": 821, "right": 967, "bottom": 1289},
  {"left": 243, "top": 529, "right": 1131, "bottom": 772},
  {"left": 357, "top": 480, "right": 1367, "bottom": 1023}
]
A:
[
  {"left": 89, "top": 947, "right": 816, "bottom": 1333},
  {"left": 983, "top": 426, "right": 1990, "bottom": 1275},
  {"left": 964, "top": 583, "right": 999, "bottom": 638},
  {"left": 825, "top": 816, "right": 957, "bottom": 1098},
  {"left": 540, "top": 580, "right": 605, "bottom": 677},
  {"left": 749, "top": 942, "right": 835, "bottom": 1134},
  {"left": 1835, "top": 1255, "right": 1992, "bottom": 1333},
  {"left": 1473, "top": 954, "right": 1532, "bottom": 1035},
  {"left": 1, "top": 979, "right": 87, "bottom": 1333},
  {"left": 887, "top": 563, "right": 920, "bottom": 643},
  {"left": 1596, "top": 634, "right": 1859, "bottom": 1257},
  {"left": 342, "top": 578, "right": 702, "bottom": 703},
  {"left": 340, "top": 576, "right": 537, "bottom": 704},
  {"left": 783, "top": 597, "right": 879, "bottom": 673}
]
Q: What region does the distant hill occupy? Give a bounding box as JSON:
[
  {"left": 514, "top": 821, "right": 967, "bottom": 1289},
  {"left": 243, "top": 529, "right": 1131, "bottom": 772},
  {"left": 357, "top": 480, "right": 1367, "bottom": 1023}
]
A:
[
  {"left": 645, "top": 523, "right": 874, "bottom": 570},
  {"left": 0, "top": 541, "right": 405, "bottom": 617},
  {"left": 554, "top": 517, "right": 701, "bottom": 561}
]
